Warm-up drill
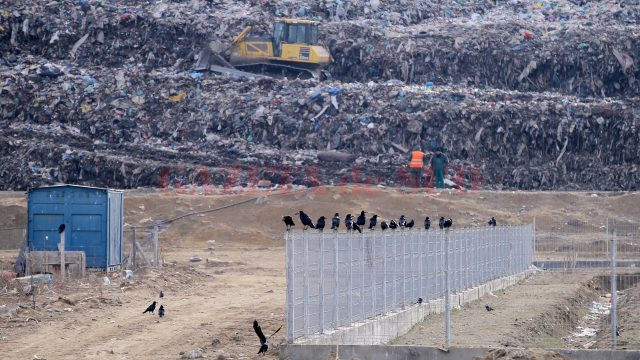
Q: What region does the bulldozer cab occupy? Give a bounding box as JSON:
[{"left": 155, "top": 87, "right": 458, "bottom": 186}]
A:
[{"left": 273, "top": 19, "right": 319, "bottom": 57}]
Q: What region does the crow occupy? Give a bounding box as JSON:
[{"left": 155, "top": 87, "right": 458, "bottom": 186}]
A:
[
  {"left": 356, "top": 211, "right": 366, "bottom": 227},
  {"left": 254, "top": 320, "right": 282, "bottom": 355},
  {"left": 439, "top": 216, "right": 445, "bottom": 230},
  {"left": 416, "top": 297, "right": 423, "bottom": 304},
  {"left": 488, "top": 217, "right": 497, "bottom": 227},
  {"left": 316, "top": 216, "right": 326, "bottom": 231},
  {"left": 282, "top": 216, "right": 295, "bottom": 231},
  {"left": 331, "top": 213, "right": 340, "bottom": 231},
  {"left": 369, "top": 214, "right": 378, "bottom": 230},
  {"left": 158, "top": 305, "right": 164, "bottom": 318},
  {"left": 159, "top": 290, "right": 164, "bottom": 298},
  {"left": 352, "top": 223, "right": 362, "bottom": 234},
  {"left": 443, "top": 218, "right": 453, "bottom": 229},
  {"left": 485, "top": 304, "right": 494, "bottom": 312},
  {"left": 389, "top": 220, "right": 398, "bottom": 230},
  {"left": 297, "top": 211, "right": 315, "bottom": 230},
  {"left": 399, "top": 215, "right": 407, "bottom": 228},
  {"left": 616, "top": 326, "right": 621, "bottom": 337},
  {"left": 424, "top": 216, "right": 431, "bottom": 230},
  {"left": 345, "top": 214, "right": 354, "bottom": 231},
  {"left": 58, "top": 223, "right": 65, "bottom": 234},
  {"left": 406, "top": 219, "right": 415, "bottom": 229},
  {"left": 143, "top": 301, "right": 156, "bottom": 314},
  {"left": 381, "top": 221, "right": 388, "bottom": 230}
]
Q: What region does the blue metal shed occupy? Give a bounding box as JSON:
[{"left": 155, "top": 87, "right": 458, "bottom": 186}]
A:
[{"left": 27, "top": 185, "right": 123, "bottom": 270}]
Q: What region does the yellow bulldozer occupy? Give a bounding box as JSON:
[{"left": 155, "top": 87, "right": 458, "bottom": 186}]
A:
[{"left": 195, "top": 18, "right": 332, "bottom": 78}]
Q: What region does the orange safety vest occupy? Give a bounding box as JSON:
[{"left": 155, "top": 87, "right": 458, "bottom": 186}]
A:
[{"left": 409, "top": 151, "right": 424, "bottom": 168}]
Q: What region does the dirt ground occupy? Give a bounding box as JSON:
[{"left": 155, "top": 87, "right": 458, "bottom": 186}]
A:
[{"left": 0, "top": 188, "right": 639, "bottom": 359}]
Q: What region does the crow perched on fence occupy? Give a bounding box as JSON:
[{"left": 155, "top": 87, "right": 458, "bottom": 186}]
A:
[
  {"left": 488, "top": 217, "right": 497, "bottom": 227},
  {"left": 352, "top": 223, "right": 362, "bottom": 234},
  {"left": 316, "top": 216, "right": 326, "bottom": 231},
  {"left": 58, "top": 224, "right": 65, "bottom": 234},
  {"left": 158, "top": 305, "right": 165, "bottom": 318},
  {"left": 424, "top": 216, "right": 431, "bottom": 230},
  {"left": 389, "top": 220, "right": 398, "bottom": 230},
  {"left": 381, "top": 221, "right": 388, "bottom": 230},
  {"left": 356, "top": 211, "right": 366, "bottom": 227},
  {"left": 406, "top": 219, "right": 415, "bottom": 229},
  {"left": 253, "top": 320, "right": 282, "bottom": 355},
  {"left": 439, "top": 216, "right": 445, "bottom": 229},
  {"left": 143, "top": 301, "right": 156, "bottom": 314},
  {"left": 331, "top": 213, "right": 340, "bottom": 230},
  {"left": 345, "top": 214, "right": 354, "bottom": 231},
  {"left": 443, "top": 218, "right": 453, "bottom": 228},
  {"left": 369, "top": 214, "right": 378, "bottom": 230},
  {"left": 297, "top": 211, "right": 315, "bottom": 230},
  {"left": 282, "top": 216, "right": 295, "bottom": 231},
  {"left": 399, "top": 215, "right": 407, "bottom": 228}
]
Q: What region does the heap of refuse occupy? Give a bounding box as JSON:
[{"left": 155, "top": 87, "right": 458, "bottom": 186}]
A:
[{"left": 1, "top": 0, "right": 639, "bottom": 191}]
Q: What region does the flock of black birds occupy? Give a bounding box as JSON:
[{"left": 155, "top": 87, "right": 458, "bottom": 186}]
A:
[{"left": 282, "top": 210, "right": 473, "bottom": 233}]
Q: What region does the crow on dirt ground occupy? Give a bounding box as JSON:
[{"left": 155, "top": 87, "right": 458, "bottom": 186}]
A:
[
  {"left": 485, "top": 304, "right": 494, "bottom": 312},
  {"left": 159, "top": 290, "right": 164, "bottom": 298},
  {"left": 254, "top": 320, "right": 282, "bottom": 355},
  {"left": 282, "top": 216, "right": 295, "bottom": 231},
  {"left": 158, "top": 305, "right": 165, "bottom": 318},
  {"left": 143, "top": 301, "right": 156, "bottom": 314}
]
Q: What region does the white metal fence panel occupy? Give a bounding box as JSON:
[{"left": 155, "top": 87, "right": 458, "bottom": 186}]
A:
[{"left": 286, "top": 224, "right": 535, "bottom": 342}]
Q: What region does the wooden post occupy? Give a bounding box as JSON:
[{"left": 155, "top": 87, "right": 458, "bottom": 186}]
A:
[
  {"left": 153, "top": 225, "right": 159, "bottom": 267},
  {"left": 132, "top": 228, "right": 137, "bottom": 269},
  {"left": 59, "top": 229, "right": 65, "bottom": 281}
]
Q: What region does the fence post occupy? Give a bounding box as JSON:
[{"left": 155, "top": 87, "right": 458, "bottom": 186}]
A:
[
  {"left": 348, "top": 231, "right": 353, "bottom": 325},
  {"left": 393, "top": 232, "right": 397, "bottom": 309},
  {"left": 285, "top": 231, "right": 294, "bottom": 342},
  {"left": 419, "top": 230, "right": 424, "bottom": 299},
  {"left": 611, "top": 227, "right": 617, "bottom": 350},
  {"left": 402, "top": 231, "right": 406, "bottom": 306},
  {"left": 361, "top": 231, "right": 366, "bottom": 321},
  {"left": 153, "top": 224, "right": 159, "bottom": 267},
  {"left": 131, "top": 228, "right": 137, "bottom": 269},
  {"left": 319, "top": 232, "right": 325, "bottom": 333},
  {"left": 334, "top": 233, "right": 339, "bottom": 328},
  {"left": 303, "top": 232, "right": 310, "bottom": 335},
  {"left": 444, "top": 228, "right": 451, "bottom": 349},
  {"left": 372, "top": 230, "right": 378, "bottom": 316},
  {"left": 382, "top": 231, "right": 387, "bottom": 313}
]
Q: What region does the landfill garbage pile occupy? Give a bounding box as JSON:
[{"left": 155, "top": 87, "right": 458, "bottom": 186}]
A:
[
  {"left": 3, "top": 1, "right": 638, "bottom": 97},
  {"left": 1, "top": 0, "right": 639, "bottom": 191},
  {"left": 1, "top": 67, "right": 638, "bottom": 191}
]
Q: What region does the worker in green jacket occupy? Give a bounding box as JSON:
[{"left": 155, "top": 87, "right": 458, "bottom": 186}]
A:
[{"left": 429, "top": 147, "right": 448, "bottom": 189}]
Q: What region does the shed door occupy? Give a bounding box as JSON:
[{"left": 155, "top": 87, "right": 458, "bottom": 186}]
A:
[{"left": 107, "top": 192, "right": 123, "bottom": 267}]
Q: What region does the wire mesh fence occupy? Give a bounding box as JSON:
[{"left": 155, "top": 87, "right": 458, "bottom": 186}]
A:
[{"left": 285, "top": 224, "right": 535, "bottom": 342}]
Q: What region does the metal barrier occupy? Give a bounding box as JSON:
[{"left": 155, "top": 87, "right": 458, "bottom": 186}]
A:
[{"left": 285, "top": 224, "right": 535, "bottom": 342}]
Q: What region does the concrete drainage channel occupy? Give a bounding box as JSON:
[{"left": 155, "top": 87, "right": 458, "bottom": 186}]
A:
[
  {"left": 280, "top": 345, "right": 640, "bottom": 360},
  {"left": 288, "top": 270, "right": 535, "bottom": 348}
]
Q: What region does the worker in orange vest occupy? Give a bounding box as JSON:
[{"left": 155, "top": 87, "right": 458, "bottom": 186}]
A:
[{"left": 408, "top": 148, "right": 426, "bottom": 187}]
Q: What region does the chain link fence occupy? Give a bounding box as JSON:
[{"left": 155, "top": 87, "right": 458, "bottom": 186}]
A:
[{"left": 285, "top": 224, "right": 534, "bottom": 342}]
